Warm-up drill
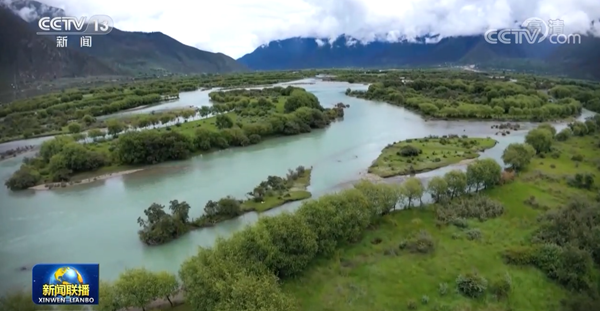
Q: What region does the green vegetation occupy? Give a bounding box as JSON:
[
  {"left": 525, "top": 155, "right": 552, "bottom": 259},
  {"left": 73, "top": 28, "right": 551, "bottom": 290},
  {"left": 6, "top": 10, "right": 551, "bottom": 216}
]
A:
[
  {"left": 4, "top": 86, "right": 345, "bottom": 190},
  {"left": 137, "top": 200, "right": 193, "bottom": 246},
  {"left": 4, "top": 70, "right": 598, "bottom": 143},
  {"left": 501, "top": 142, "right": 536, "bottom": 171},
  {"left": 281, "top": 121, "right": 600, "bottom": 311},
  {"left": 5, "top": 118, "right": 600, "bottom": 311},
  {"left": 369, "top": 135, "right": 497, "bottom": 177},
  {"left": 0, "top": 71, "right": 314, "bottom": 142},
  {"left": 4, "top": 70, "right": 600, "bottom": 311},
  {"left": 241, "top": 166, "right": 312, "bottom": 212},
  {"left": 340, "top": 70, "right": 600, "bottom": 120},
  {"left": 194, "top": 166, "right": 312, "bottom": 224},
  {"left": 136, "top": 166, "right": 312, "bottom": 245}
]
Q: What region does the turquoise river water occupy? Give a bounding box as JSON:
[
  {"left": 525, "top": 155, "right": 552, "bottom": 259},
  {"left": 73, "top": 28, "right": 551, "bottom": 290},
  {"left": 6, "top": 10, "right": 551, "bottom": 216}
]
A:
[{"left": 0, "top": 79, "right": 594, "bottom": 291}]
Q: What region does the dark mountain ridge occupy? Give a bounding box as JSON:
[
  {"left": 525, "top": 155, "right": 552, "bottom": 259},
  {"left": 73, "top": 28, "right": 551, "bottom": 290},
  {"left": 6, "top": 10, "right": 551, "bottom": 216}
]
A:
[
  {"left": 67, "top": 28, "right": 246, "bottom": 75},
  {"left": 0, "top": 5, "right": 119, "bottom": 91},
  {"left": 1, "top": 0, "right": 246, "bottom": 83}
]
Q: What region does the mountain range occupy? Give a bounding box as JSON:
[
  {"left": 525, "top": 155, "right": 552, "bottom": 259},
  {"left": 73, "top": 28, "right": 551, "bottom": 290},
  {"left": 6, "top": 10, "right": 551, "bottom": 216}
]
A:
[
  {"left": 0, "top": 0, "right": 247, "bottom": 98},
  {"left": 238, "top": 34, "right": 600, "bottom": 79},
  {"left": 0, "top": 4, "right": 119, "bottom": 96},
  {"left": 1, "top": 0, "right": 599, "bottom": 102}
]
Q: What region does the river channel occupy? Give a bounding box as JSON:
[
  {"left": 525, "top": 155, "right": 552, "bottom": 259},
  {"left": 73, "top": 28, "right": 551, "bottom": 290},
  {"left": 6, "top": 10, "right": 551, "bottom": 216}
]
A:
[{"left": 0, "top": 79, "right": 594, "bottom": 291}]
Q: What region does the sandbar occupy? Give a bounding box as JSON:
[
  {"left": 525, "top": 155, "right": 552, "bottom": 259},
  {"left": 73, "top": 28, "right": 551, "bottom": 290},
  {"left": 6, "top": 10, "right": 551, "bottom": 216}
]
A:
[{"left": 29, "top": 169, "right": 144, "bottom": 190}]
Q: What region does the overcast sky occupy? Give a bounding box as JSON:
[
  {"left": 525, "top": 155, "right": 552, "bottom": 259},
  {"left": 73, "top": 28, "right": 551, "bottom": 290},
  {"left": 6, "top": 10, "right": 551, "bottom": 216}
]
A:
[{"left": 10, "top": 0, "right": 600, "bottom": 58}]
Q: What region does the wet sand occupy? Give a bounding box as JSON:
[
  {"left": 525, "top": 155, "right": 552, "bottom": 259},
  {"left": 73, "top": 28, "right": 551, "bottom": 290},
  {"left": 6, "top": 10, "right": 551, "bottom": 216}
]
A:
[
  {"left": 453, "top": 158, "right": 478, "bottom": 166},
  {"left": 29, "top": 169, "right": 144, "bottom": 190},
  {"left": 358, "top": 171, "right": 384, "bottom": 182}
]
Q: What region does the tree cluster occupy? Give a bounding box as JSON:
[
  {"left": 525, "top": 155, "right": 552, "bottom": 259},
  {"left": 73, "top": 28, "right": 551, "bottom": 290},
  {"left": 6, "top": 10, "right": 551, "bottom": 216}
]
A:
[
  {"left": 246, "top": 166, "right": 307, "bottom": 202},
  {"left": 202, "top": 196, "right": 243, "bottom": 220},
  {"left": 137, "top": 166, "right": 311, "bottom": 240},
  {"left": 137, "top": 200, "right": 192, "bottom": 245},
  {"left": 114, "top": 131, "right": 193, "bottom": 165},
  {"left": 209, "top": 85, "right": 299, "bottom": 103},
  {"left": 5, "top": 136, "right": 109, "bottom": 190},
  {"left": 426, "top": 159, "right": 503, "bottom": 206},
  {"left": 520, "top": 117, "right": 599, "bottom": 162}
]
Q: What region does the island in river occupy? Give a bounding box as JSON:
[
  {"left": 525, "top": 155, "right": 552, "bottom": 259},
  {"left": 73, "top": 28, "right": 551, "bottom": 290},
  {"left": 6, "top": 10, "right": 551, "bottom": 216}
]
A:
[
  {"left": 4, "top": 86, "right": 345, "bottom": 191},
  {"left": 137, "top": 166, "right": 313, "bottom": 245},
  {"left": 368, "top": 135, "right": 497, "bottom": 178}
]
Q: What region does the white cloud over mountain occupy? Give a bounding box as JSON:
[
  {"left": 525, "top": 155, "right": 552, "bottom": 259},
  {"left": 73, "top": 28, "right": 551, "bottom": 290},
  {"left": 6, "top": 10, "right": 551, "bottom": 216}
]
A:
[{"left": 5, "top": 0, "right": 600, "bottom": 58}]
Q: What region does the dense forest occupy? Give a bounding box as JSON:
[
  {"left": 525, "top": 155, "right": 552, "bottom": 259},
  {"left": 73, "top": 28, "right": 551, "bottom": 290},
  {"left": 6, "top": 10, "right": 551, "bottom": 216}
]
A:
[{"left": 4, "top": 86, "right": 345, "bottom": 190}]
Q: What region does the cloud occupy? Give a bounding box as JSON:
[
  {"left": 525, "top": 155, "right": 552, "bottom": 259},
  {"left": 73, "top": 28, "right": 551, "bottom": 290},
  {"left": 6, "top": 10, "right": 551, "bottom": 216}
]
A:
[{"left": 6, "top": 0, "right": 600, "bottom": 58}]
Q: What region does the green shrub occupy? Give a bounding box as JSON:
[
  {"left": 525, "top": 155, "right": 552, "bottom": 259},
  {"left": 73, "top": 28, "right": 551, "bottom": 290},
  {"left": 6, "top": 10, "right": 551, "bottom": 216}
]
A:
[
  {"left": 399, "top": 145, "right": 420, "bottom": 157},
  {"left": 490, "top": 272, "right": 512, "bottom": 300},
  {"left": 571, "top": 154, "right": 584, "bottom": 162},
  {"left": 438, "top": 282, "right": 448, "bottom": 296},
  {"left": 436, "top": 196, "right": 504, "bottom": 223},
  {"left": 402, "top": 230, "right": 435, "bottom": 254},
  {"left": 566, "top": 173, "right": 594, "bottom": 189},
  {"left": 502, "top": 246, "right": 534, "bottom": 265},
  {"left": 407, "top": 299, "right": 418, "bottom": 310},
  {"left": 555, "top": 128, "right": 572, "bottom": 141},
  {"left": 450, "top": 218, "right": 469, "bottom": 228},
  {"left": 456, "top": 271, "right": 488, "bottom": 298},
  {"left": 465, "top": 228, "right": 482, "bottom": 241}
]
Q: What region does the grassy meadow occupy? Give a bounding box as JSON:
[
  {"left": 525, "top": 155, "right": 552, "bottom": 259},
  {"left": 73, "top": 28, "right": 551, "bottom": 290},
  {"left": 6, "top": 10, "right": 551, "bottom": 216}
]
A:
[
  {"left": 280, "top": 134, "right": 597, "bottom": 311},
  {"left": 369, "top": 136, "right": 497, "bottom": 178}
]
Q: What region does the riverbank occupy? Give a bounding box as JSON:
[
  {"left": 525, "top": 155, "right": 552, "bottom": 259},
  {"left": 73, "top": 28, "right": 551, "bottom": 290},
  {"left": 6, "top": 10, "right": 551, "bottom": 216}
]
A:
[
  {"left": 0, "top": 131, "right": 59, "bottom": 144},
  {"left": 0, "top": 146, "right": 36, "bottom": 162},
  {"left": 368, "top": 136, "right": 497, "bottom": 178},
  {"left": 29, "top": 169, "right": 144, "bottom": 190}
]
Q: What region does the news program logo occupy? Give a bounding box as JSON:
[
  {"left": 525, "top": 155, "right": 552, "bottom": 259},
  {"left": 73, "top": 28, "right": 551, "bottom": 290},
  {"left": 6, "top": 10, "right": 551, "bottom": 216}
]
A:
[
  {"left": 37, "top": 15, "right": 114, "bottom": 36},
  {"left": 32, "top": 264, "right": 99, "bottom": 305}
]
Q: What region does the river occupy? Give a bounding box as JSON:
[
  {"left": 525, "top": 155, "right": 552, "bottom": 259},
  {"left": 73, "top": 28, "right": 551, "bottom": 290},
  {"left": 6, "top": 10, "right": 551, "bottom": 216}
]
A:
[{"left": 0, "top": 79, "right": 594, "bottom": 291}]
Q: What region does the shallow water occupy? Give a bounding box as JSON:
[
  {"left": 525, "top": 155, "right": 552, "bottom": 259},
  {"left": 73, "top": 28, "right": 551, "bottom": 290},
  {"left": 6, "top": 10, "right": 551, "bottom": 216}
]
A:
[{"left": 0, "top": 79, "right": 594, "bottom": 291}]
